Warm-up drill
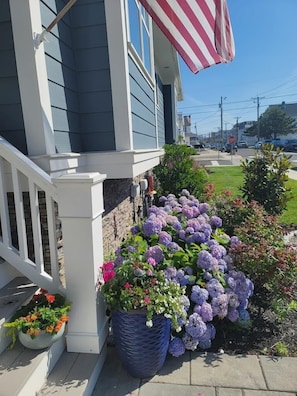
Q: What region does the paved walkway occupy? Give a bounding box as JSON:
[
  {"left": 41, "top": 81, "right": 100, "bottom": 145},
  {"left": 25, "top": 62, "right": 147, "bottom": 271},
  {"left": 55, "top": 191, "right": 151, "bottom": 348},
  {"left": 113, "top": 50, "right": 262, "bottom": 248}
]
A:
[
  {"left": 93, "top": 346, "right": 297, "bottom": 395},
  {"left": 194, "top": 148, "right": 244, "bottom": 166}
]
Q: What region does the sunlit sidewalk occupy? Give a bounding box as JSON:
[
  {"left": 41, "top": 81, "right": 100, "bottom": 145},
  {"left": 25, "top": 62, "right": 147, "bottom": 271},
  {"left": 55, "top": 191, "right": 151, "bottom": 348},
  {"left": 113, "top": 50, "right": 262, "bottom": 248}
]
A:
[{"left": 92, "top": 346, "right": 297, "bottom": 395}]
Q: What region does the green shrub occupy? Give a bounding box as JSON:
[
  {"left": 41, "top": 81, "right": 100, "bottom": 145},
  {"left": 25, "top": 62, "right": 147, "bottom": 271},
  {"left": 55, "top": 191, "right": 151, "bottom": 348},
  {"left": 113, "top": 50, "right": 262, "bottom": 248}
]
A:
[
  {"left": 153, "top": 143, "right": 208, "bottom": 198},
  {"left": 240, "top": 144, "right": 293, "bottom": 215},
  {"left": 205, "top": 185, "right": 297, "bottom": 318},
  {"left": 203, "top": 184, "right": 274, "bottom": 237},
  {"left": 230, "top": 206, "right": 297, "bottom": 317}
]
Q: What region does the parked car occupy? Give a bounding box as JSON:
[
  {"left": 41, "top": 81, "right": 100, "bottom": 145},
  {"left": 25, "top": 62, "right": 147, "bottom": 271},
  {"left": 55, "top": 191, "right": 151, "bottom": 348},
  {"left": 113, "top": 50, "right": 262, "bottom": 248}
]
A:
[
  {"left": 255, "top": 140, "right": 272, "bottom": 149},
  {"left": 284, "top": 140, "right": 297, "bottom": 152},
  {"left": 224, "top": 143, "right": 237, "bottom": 153},
  {"left": 193, "top": 143, "right": 205, "bottom": 150},
  {"left": 271, "top": 139, "right": 289, "bottom": 149},
  {"left": 238, "top": 141, "right": 248, "bottom": 148}
]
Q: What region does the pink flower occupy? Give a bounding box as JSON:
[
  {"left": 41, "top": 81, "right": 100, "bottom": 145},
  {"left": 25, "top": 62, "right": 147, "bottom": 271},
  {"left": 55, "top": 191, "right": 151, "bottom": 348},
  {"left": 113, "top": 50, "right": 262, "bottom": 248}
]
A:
[
  {"left": 144, "top": 296, "right": 151, "bottom": 304},
  {"left": 124, "top": 282, "right": 132, "bottom": 289},
  {"left": 102, "top": 262, "right": 114, "bottom": 271},
  {"left": 147, "top": 269, "right": 153, "bottom": 276},
  {"left": 103, "top": 270, "right": 115, "bottom": 283},
  {"left": 147, "top": 257, "right": 156, "bottom": 266}
]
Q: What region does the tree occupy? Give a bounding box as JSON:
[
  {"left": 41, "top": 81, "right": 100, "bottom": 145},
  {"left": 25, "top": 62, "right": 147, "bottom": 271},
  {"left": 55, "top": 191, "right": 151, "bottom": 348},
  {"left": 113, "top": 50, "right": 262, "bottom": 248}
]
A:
[{"left": 246, "top": 107, "right": 297, "bottom": 140}]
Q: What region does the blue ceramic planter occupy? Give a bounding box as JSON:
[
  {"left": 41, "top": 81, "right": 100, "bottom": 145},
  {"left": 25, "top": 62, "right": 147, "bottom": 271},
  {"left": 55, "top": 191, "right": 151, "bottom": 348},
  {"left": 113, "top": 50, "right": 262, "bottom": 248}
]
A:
[{"left": 112, "top": 310, "right": 170, "bottom": 378}]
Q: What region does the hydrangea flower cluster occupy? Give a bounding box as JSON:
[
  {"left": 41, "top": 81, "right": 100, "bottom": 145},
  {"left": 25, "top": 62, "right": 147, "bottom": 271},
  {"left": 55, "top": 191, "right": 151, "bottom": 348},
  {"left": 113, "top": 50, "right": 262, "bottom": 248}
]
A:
[{"left": 110, "top": 190, "right": 254, "bottom": 357}]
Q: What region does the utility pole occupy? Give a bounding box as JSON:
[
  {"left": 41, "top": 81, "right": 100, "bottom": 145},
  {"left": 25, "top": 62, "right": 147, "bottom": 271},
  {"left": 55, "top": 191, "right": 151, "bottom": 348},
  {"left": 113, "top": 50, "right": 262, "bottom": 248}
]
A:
[
  {"left": 220, "top": 96, "right": 223, "bottom": 144},
  {"left": 252, "top": 96, "right": 264, "bottom": 141},
  {"left": 234, "top": 116, "right": 241, "bottom": 144},
  {"left": 219, "top": 96, "right": 226, "bottom": 145}
]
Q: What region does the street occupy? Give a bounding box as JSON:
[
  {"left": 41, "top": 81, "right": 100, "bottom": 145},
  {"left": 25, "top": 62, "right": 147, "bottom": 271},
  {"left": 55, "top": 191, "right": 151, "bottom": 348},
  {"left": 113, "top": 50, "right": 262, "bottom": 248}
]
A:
[{"left": 237, "top": 148, "right": 297, "bottom": 165}]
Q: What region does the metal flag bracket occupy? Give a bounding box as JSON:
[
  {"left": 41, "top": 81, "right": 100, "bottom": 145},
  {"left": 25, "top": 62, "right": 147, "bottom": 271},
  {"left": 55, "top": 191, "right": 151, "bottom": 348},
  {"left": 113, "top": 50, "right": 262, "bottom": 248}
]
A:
[{"left": 34, "top": 0, "right": 77, "bottom": 49}]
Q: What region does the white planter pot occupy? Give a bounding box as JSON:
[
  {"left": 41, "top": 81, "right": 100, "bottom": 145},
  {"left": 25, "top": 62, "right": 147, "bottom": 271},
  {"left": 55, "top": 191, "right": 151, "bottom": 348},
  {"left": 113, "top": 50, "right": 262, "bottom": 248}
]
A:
[{"left": 18, "top": 323, "right": 65, "bottom": 350}]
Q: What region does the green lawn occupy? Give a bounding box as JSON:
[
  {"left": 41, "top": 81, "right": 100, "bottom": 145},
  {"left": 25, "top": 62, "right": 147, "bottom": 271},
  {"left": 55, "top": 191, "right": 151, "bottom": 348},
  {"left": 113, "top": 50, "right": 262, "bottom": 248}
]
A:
[{"left": 206, "top": 166, "right": 297, "bottom": 224}]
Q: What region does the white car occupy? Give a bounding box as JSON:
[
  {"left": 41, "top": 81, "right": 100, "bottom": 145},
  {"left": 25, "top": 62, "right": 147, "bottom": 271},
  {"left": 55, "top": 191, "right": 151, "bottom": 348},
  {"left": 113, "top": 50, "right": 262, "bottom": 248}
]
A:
[{"left": 238, "top": 141, "right": 248, "bottom": 148}]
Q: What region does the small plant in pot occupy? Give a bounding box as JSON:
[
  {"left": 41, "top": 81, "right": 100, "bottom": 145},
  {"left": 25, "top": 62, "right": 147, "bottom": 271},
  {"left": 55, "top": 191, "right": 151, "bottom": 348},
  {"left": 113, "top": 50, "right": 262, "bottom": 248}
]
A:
[{"left": 4, "top": 288, "right": 71, "bottom": 349}]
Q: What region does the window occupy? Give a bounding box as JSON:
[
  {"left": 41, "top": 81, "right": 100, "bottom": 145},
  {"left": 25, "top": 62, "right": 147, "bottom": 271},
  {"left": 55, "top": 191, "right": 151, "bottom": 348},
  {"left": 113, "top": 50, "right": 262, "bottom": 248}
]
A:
[{"left": 127, "top": 0, "right": 152, "bottom": 74}]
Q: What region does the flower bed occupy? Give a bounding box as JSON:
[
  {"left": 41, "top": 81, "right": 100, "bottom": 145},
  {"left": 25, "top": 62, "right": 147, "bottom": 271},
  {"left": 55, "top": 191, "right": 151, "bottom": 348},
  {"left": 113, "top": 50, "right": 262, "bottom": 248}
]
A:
[{"left": 100, "top": 190, "right": 254, "bottom": 357}]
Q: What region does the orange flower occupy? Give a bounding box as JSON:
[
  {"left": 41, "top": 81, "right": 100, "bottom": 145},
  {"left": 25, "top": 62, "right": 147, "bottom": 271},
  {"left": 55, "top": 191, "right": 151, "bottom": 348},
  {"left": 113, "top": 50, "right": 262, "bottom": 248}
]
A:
[
  {"left": 31, "top": 314, "right": 38, "bottom": 321},
  {"left": 60, "top": 315, "right": 69, "bottom": 323},
  {"left": 54, "top": 321, "right": 63, "bottom": 332},
  {"left": 26, "top": 315, "right": 32, "bottom": 322},
  {"left": 45, "top": 325, "right": 54, "bottom": 333},
  {"left": 46, "top": 294, "right": 56, "bottom": 304},
  {"left": 27, "top": 328, "right": 35, "bottom": 335}
]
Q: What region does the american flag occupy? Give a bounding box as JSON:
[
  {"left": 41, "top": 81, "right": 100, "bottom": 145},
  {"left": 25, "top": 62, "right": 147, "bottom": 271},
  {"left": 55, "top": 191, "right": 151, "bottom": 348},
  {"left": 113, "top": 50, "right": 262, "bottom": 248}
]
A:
[{"left": 138, "top": 0, "right": 235, "bottom": 74}]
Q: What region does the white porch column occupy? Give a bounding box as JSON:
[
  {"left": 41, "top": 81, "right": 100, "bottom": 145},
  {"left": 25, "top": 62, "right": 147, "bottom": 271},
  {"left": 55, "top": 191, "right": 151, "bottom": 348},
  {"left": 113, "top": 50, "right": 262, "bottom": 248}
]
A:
[
  {"left": 104, "top": 0, "right": 133, "bottom": 150},
  {"left": 53, "top": 172, "right": 108, "bottom": 354},
  {"left": 9, "top": 0, "right": 55, "bottom": 156}
]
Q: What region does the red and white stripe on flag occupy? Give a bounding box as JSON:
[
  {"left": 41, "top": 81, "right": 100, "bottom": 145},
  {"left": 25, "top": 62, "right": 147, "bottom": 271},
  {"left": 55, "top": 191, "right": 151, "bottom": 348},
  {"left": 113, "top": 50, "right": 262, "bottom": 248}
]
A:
[{"left": 138, "top": 0, "right": 235, "bottom": 74}]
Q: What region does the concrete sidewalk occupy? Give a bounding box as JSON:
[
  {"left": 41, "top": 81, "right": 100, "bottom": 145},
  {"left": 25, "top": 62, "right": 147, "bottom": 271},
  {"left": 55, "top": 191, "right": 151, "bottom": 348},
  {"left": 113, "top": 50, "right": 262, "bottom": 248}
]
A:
[
  {"left": 194, "top": 149, "right": 243, "bottom": 166},
  {"left": 93, "top": 346, "right": 297, "bottom": 395}
]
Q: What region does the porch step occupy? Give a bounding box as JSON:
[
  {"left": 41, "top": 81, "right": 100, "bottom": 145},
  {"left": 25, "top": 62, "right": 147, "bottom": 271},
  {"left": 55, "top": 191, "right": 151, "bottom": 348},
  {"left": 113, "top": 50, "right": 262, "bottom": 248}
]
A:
[
  {"left": 0, "top": 277, "right": 38, "bottom": 354},
  {"left": 37, "top": 344, "right": 107, "bottom": 396},
  {"left": 0, "top": 334, "right": 65, "bottom": 396},
  {"left": 0, "top": 276, "right": 107, "bottom": 396}
]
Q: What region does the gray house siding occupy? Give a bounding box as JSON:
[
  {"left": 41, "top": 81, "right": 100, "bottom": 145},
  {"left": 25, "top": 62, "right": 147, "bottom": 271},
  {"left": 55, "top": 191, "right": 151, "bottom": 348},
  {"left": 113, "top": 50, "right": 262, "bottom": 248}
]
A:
[
  {"left": 41, "top": 0, "right": 115, "bottom": 153},
  {"left": 1, "top": 0, "right": 168, "bottom": 156},
  {"left": 128, "top": 57, "right": 157, "bottom": 149},
  {"left": 163, "top": 85, "right": 175, "bottom": 144},
  {"left": 41, "top": 0, "right": 81, "bottom": 153},
  {"left": 71, "top": 0, "right": 115, "bottom": 152},
  {"left": 156, "top": 75, "right": 165, "bottom": 147},
  {"left": 0, "top": 0, "right": 26, "bottom": 154}
]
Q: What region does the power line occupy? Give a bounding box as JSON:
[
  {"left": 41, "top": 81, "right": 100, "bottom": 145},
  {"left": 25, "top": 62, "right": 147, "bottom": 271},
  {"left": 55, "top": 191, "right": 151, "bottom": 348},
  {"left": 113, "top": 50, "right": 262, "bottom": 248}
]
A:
[{"left": 178, "top": 92, "right": 297, "bottom": 111}]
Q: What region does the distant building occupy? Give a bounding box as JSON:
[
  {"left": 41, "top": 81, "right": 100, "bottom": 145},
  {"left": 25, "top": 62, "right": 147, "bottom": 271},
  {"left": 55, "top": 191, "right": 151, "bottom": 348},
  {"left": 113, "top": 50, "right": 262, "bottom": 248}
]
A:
[
  {"left": 269, "top": 102, "right": 297, "bottom": 123},
  {"left": 233, "top": 121, "right": 256, "bottom": 145}
]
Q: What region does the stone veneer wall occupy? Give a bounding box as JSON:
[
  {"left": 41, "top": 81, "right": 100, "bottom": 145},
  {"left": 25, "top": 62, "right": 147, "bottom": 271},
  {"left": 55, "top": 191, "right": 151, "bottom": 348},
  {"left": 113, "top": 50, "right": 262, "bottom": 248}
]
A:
[{"left": 102, "top": 175, "right": 147, "bottom": 259}]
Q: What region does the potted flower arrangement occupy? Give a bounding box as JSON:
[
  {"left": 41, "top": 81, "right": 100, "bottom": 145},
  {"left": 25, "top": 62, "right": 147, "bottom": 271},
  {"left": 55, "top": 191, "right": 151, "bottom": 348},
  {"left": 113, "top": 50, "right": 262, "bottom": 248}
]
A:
[
  {"left": 4, "top": 288, "right": 71, "bottom": 350},
  {"left": 102, "top": 189, "right": 254, "bottom": 363},
  {"left": 99, "top": 245, "right": 187, "bottom": 378}
]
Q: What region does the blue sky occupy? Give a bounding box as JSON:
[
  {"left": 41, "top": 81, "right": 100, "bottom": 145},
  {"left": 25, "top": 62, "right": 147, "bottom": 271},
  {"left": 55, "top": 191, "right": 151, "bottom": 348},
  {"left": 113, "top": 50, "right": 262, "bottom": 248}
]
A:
[{"left": 177, "top": 0, "right": 297, "bottom": 138}]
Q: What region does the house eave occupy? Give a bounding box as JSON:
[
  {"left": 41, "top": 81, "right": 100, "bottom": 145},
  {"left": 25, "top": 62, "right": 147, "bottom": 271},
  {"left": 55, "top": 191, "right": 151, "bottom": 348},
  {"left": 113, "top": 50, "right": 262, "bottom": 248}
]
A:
[
  {"left": 153, "top": 22, "right": 183, "bottom": 101},
  {"left": 31, "top": 149, "right": 164, "bottom": 179}
]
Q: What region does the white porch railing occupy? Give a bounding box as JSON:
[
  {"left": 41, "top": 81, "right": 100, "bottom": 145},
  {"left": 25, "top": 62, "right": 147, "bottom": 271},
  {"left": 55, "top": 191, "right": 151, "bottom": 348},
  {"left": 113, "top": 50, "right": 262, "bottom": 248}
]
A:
[
  {"left": 0, "top": 136, "right": 108, "bottom": 354},
  {"left": 0, "top": 136, "right": 63, "bottom": 293}
]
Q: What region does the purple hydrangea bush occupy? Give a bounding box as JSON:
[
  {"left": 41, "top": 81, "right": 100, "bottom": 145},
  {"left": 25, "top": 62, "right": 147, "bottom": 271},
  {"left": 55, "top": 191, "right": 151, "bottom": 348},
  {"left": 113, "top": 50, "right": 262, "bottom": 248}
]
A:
[{"left": 114, "top": 190, "right": 254, "bottom": 357}]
